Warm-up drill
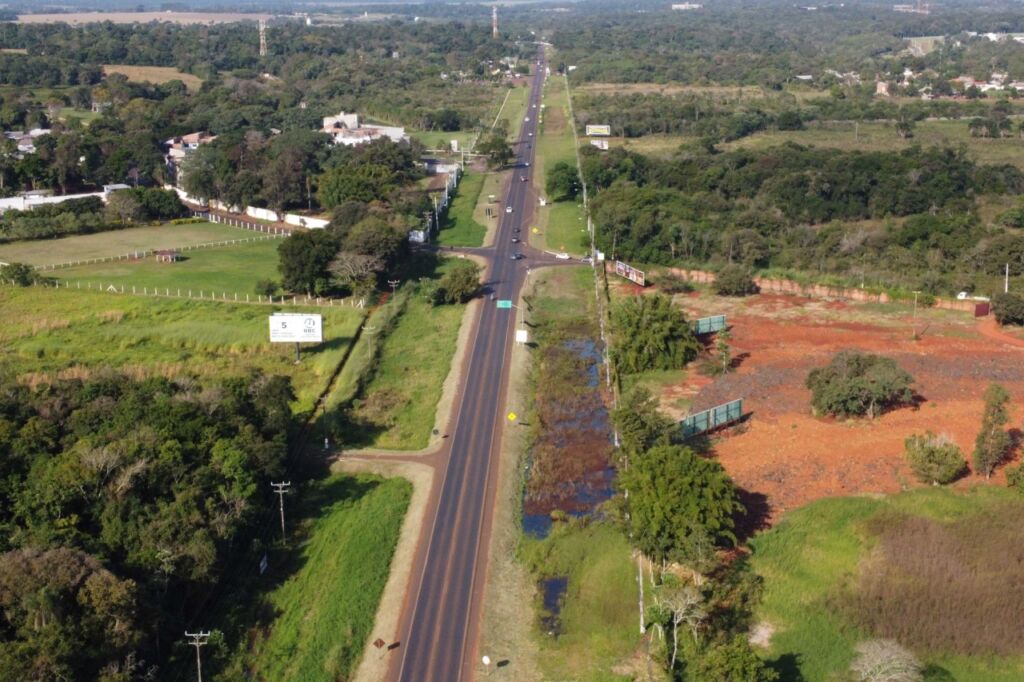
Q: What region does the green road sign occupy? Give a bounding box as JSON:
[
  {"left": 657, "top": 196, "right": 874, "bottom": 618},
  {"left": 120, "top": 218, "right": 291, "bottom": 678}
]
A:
[{"left": 496, "top": 300, "right": 513, "bottom": 309}]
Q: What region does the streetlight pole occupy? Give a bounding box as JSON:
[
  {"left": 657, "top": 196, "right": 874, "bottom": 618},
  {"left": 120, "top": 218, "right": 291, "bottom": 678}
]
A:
[
  {"left": 912, "top": 290, "right": 921, "bottom": 339},
  {"left": 270, "top": 481, "right": 290, "bottom": 540},
  {"left": 388, "top": 279, "right": 400, "bottom": 297},
  {"left": 185, "top": 631, "right": 210, "bottom": 682}
]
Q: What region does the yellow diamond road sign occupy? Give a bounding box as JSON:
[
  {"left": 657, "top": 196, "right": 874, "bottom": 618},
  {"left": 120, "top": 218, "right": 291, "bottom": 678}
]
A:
[{"left": 507, "top": 412, "right": 517, "bottom": 421}]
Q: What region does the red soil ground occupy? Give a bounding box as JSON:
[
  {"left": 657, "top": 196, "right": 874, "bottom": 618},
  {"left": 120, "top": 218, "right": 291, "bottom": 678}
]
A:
[{"left": 671, "top": 293, "right": 1024, "bottom": 523}]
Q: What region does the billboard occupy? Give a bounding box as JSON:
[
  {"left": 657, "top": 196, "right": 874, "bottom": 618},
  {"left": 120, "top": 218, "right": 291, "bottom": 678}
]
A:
[
  {"left": 269, "top": 313, "right": 323, "bottom": 343},
  {"left": 585, "top": 124, "right": 611, "bottom": 137},
  {"left": 590, "top": 139, "right": 609, "bottom": 150},
  {"left": 614, "top": 260, "right": 646, "bottom": 287},
  {"left": 680, "top": 399, "right": 743, "bottom": 439}
]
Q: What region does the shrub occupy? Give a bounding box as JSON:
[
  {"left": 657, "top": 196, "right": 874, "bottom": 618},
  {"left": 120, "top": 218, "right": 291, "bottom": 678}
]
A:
[
  {"left": 653, "top": 273, "right": 694, "bottom": 294},
  {"left": 992, "top": 292, "right": 1024, "bottom": 326},
  {"left": 904, "top": 432, "right": 966, "bottom": 485},
  {"left": 0, "top": 262, "right": 44, "bottom": 286},
  {"left": 611, "top": 293, "right": 701, "bottom": 373},
  {"left": 850, "top": 639, "right": 923, "bottom": 682},
  {"left": 432, "top": 260, "right": 480, "bottom": 304},
  {"left": 805, "top": 351, "right": 914, "bottom": 418},
  {"left": 254, "top": 279, "right": 278, "bottom": 297},
  {"left": 713, "top": 264, "right": 758, "bottom": 296},
  {"left": 1007, "top": 463, "right": 1024, "bottom": 494}
]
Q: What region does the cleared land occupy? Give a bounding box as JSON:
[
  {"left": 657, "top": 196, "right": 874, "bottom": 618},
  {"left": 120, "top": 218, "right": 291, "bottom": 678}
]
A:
[
  {"left": 0, "top": 221, "right": 264, "bottom": 266},
  {"left": 0, "top": 286, "right": 363, "bottom": 413},
  {"left": 227, "top": 474, "right": 411, "bottom": 682},
  {"left": 16, "top": 12, "right": 270, "bottom": 24},
  {"left": 410, "top": 129, "right": 476, "bottom": 152},
  {"left": 54, "top": 238, "right": 281, "bottom": 295},
  {"left": 437, "top": 170, "right": 487, "bottom": 247},
  {"left": 616, "top": 280, "right": 1024, "bottom": 520},
  {"left": 750, "top": 487, "right": 1024, "bottom": 681},
  {"left": 533, "top": 76, "right": 587, "bottom": 255},
  {"left": 103, "top": 64, "right": 203, "bottom": 91}
]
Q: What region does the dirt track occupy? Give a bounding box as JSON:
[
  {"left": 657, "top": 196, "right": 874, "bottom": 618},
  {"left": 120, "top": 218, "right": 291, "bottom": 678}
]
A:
[{"left": 668, "top": 292, "right": 1024, "bottom": 522}]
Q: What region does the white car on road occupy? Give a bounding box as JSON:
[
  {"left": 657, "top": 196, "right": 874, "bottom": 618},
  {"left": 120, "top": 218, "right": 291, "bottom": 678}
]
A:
[
  {"left": 505, "top": 206, "right": 513, "bottom": 214},
  {"left": 555, "top": 252, "right": 570, "bottom": 260}
]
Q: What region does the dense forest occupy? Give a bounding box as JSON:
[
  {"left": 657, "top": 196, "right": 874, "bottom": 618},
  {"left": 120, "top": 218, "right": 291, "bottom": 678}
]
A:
[
  {"left": 0, "top": 371, "right": 295, "bottom": 679},
  {"left": 584, "top": 143, "right": 1024, "bottom": 294}
]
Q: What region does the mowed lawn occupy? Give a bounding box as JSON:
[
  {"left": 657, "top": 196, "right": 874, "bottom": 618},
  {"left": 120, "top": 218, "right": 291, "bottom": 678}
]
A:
[
  {"left": 750, "top": 487, "right": 1024, "bottom": 681},
  {"left": 437, "top": 170, "right": 487, "bottom": 247},
  {"left": 410, "top": 129, "right": 477, "bottom": 151},
  {"left": 0, "top": 286, "right": 364, "bottom": 412},
  {"left": 0, "top": 221, "right": 262, "bottom": 266},
  {"left": 233, "top": 474, "right": 411, "bottom": 682},
  {"left": 55, "top": 238, "right": 282, "bottom": 294}
]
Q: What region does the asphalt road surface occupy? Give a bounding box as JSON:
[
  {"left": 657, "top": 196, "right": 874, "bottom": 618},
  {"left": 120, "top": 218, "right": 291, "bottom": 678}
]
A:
[{"left": 394, "top": 46, "right": 548, "bottom": 682}]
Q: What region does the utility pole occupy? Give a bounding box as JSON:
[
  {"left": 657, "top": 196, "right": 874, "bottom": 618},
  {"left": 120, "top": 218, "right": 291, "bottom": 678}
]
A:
[
  {"left": 270, "top": 481, "right": 290, "bottom": 540},
  {"left": 1006, "top": 262, "right": 1010, "bottom": 294},
  {"left": 388, "top": 279, "right": 400, "bottom": 296},
  {"left": 363, "top": 325, "right": 378, "bottom": 357},
  {"left": 491, "top": 5, "right": 498, "bottom": 38},
  {"left": 258, "top": 19, "right": 268, "bottom": 57},
  {"left": 185, "top": 631, "right": 210, "bottom": 682},
  {"left": 912, "top": 290, "right": 921, "bottom": 339}
]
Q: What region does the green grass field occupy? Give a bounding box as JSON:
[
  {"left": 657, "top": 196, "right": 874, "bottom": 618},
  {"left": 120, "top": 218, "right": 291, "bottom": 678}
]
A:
[
  {"left": 410, "top": 129, "right": 477, "bottom": 151},
  {"left": 228, "top": 474, "right": 411, "bottom": 681},
  {"left": 0, "top": 221, "right": 263, "bottom": 266},
  {"left": 54, "top": 238, "right": 282, "bottom": 294},
  {"left": 534, "top": 76, "right": 587, "bottom": 255},
  {"left": 750, "top": 487, "right": 1024, "bottom": 681},
  {"left": 0, "top": 286, "right": 364, "bottom": 413},
  {"left": 437, "top": 171, "right": 488, "bottom": 247},
  {"left": 521, "top": 521, "right": 637, "bottom": 681}
]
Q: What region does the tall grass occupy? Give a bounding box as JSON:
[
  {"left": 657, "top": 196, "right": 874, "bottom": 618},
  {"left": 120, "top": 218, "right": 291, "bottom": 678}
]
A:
[
  {"left": 437, "top": 171, "right": 488, "bottom": 247},
  {"left": 749, "top": 487, "right": 1024, "bottom": 682},
  {"left": 227, "top": 474, "right": 412, "bottom": 681}
]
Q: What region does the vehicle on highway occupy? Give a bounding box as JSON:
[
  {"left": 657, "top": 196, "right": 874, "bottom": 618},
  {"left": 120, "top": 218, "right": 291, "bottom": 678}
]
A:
[
  {"left": 510, "top": 252, "right": 523, "bottom": 260},
  {"left": 555, "top": 252, "right": 570, "bottom": 260},
  {"left": 528, "top": 132, "right": 533, "bottom": 137},
  {"left": 505, "top": 206, "right": 513, "bottom": 213},
  {"left": 525, "top": 116, "right": 530, "bottom": 122},
  {"left": 581, "top": 256, "right": 593, "bottom": 264},
  {"left": 521, "top": 176, "right": 527, "bottom": 182},
  {"left": 511, "top": 237, "right": 520, "bottom": 243}
]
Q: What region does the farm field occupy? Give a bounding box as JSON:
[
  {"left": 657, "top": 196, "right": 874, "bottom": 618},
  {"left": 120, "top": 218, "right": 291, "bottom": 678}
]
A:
[
  {"left": 437, "top": 170, "right": 487, "bottom": 247},
  {"left": 0, "top": 286, "right": 364, "bottom": 413},
  {"left": 54, "top": 238, "right": 282, "bottom": 295},
  {"left": 225, "top": 473, "right": 411, "bottom": 682},
  {"left": 103, "top": 64, "right": 203, "bottom": 90},
  {"left": 750, "top": 487, "right": 1024, "bottom": 681},
  {"left": 533, "top": 76, "right": 586, "bottom": 255},
  {"left": 0, "top": 221, "right": 265, "bottom": 265},
  {"left": 619, "top": 280, "right": 1024, "bottom": 520}
]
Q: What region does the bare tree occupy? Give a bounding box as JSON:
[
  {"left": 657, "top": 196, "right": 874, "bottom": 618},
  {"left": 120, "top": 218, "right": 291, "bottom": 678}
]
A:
[
  {"left": 328, "top": 251, "right": 384, "bottom": 286},
  {"left": 656, "top": 582, "right": 706, "bottom": 670},
  {"left": 850, "top": 639, "right": 923, "bottom": 682}
]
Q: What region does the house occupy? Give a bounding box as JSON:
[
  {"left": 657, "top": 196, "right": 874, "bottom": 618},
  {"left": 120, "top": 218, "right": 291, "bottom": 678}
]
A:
[
  {"left": 321, "top": 112, "right": 408, "bottom": 147},
  {"left": 875, "top": 81, "right": 890, "bottom": 97},
  {"left": 163, "top": 132, "right": 217, "bottom": 186},
  {"left": 3, "top": 128, "right": 51, "bottom": 155}
]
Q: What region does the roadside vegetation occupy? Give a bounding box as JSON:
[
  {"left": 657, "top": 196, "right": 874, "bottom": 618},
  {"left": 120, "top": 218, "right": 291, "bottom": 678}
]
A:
[{"left": 437, "top": 170, "right": 487, "bottom": 247}]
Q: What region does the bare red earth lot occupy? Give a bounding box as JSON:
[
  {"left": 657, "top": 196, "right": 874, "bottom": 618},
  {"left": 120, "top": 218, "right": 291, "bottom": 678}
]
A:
[{"left": 659, "top": 290, "right": 1024, "bottom": 522}]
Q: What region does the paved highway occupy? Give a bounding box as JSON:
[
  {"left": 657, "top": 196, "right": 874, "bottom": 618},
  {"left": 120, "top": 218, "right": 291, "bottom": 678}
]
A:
[{"left": 393, "top": 46, "right": 548, "bottom": 682}]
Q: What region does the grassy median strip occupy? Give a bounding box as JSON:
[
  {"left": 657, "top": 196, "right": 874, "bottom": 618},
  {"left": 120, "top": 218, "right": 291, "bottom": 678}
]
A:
[{"left": 227, "top": 474, "right": 412, "bottom": 681}]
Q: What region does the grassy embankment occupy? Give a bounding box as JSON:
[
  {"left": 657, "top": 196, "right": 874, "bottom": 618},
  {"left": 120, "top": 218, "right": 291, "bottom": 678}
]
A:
[
  {"left": 324, "top": 253, "right": 471, "bottom": 450},
  {"left": 103, "top": 64, "right": 203, "bottom": 90},
  {"left": 437, "top": 170, "right": 488, "bottom": 247},
  {"left": 534, "top": 76, "right": 587, "bottom": 255},
  {"left": 0, "top": 286, "right": 363, "bottom": 413},
  {"left": 513, "top": 265, "right": 639, "bottom": 680},
  {"left": 222, "top": 474, "right": 412, "bottom": 681},
  {"left": 751, "top": 486, "right": 1024, "bottom": 681}
]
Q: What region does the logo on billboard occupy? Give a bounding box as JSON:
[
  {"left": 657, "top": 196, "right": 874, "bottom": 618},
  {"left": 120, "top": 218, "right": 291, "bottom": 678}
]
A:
[
  {"left": 585, "top": 124, "right": 611, "bottom": 137},
  {"left": 614, "top": 260, "right": 646, "bottom": 287},
  {"left": 269, "top": 313, "right": 323, "bottom": 343}
]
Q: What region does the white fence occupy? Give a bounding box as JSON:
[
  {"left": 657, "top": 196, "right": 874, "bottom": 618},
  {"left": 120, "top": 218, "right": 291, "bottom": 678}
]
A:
[
  {"left": 33, "top": 234, "right": 286, "bottom": 271},
  {"left": 10, "top": 278, "right": 364, "bottom": 309}
]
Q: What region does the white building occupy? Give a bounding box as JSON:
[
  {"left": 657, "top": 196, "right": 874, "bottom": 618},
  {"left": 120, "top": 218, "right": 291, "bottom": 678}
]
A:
[
  {"left": 321, "top": 112, "right": 408, "bottom": 146},
  {"left": 164, "top": 131, "right": 217, "bottom": 186},
  {"left": 3, "top": 128, "right": 51, "bottom": 155}
]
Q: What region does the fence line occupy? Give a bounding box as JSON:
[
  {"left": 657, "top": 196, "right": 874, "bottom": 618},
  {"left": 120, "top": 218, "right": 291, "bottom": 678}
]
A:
[
  {"left": 33, "top": 234, "right": 286, "bottom": 271},
  {"left": 8, "top": 278, "right": 365, "bottom": 309},
  {"left": 194, "top": 210, "right": 295, "bottom": 234}
]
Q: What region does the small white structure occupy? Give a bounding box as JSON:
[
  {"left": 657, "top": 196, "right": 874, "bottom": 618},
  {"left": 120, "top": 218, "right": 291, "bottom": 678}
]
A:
[
  {"left": 3, "top": 128, "right": 51, "bottom": 155},
  {"left": 321, "top": 112, "right": 408, "bottom": 147},
  {"left": 671, "top": 2, "right": 702, "bottom": 9}
]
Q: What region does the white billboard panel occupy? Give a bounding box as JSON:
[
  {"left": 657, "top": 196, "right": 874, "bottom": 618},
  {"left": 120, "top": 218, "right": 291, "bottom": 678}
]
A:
[
  {"left": 269, "top": 313, "right": 323, "bottom": 343},
  {"left": 614, "top": 260, "right": 646, "bottom": 287},
  {"left": 586, "top": 124, "right": 611, "bottom": 137}
]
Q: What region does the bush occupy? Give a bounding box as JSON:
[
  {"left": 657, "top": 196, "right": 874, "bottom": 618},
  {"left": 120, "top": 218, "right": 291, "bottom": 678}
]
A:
[
  {"left": 432, "top": 260, "right": 480, "bottom": 304},
  {"left": 612, "top": 293, "right": 701, "bottom": 373},
  {"left": 254, "top": 279, "right": 278, "bottom": 297},
  {"left": 904, "top": 432, "right": 966, "bottom": 485},
  {"left": 974, "top": 383, "right": 1011, "bottom": 478},
  {"left": 713, "top": 264, "right": 758, "bottom": 296},
  {"left": 1007, "top": 463, "right": 1024, "bottom": 494},
  {"left": 653, "top": 273, "right": 694, "bottom": 294},
  {"left": 992, "top": 292, "right": 1024, "bottom": 326},
  {"left": 0, "top": 262, "right": 43, "bottom": 286},
  {"left": 806, "top": 351, "right": 914, "bottom": 418}
]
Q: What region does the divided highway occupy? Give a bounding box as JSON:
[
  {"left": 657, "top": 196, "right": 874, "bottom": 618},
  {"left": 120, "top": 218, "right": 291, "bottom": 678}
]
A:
[{"left": 393, "top": 46, "right": 548, "bottom": 682}]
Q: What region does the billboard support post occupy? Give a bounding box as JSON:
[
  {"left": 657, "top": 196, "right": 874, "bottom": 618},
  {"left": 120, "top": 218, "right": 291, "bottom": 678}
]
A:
[{"left": 295, "top": 342, "right": 301, "bottom": 363}]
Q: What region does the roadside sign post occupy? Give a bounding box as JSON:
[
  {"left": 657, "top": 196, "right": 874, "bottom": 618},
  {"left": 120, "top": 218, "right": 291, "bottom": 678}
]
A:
[{"left": 269, "top": 313, "right": 323, "bottom": 363}]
